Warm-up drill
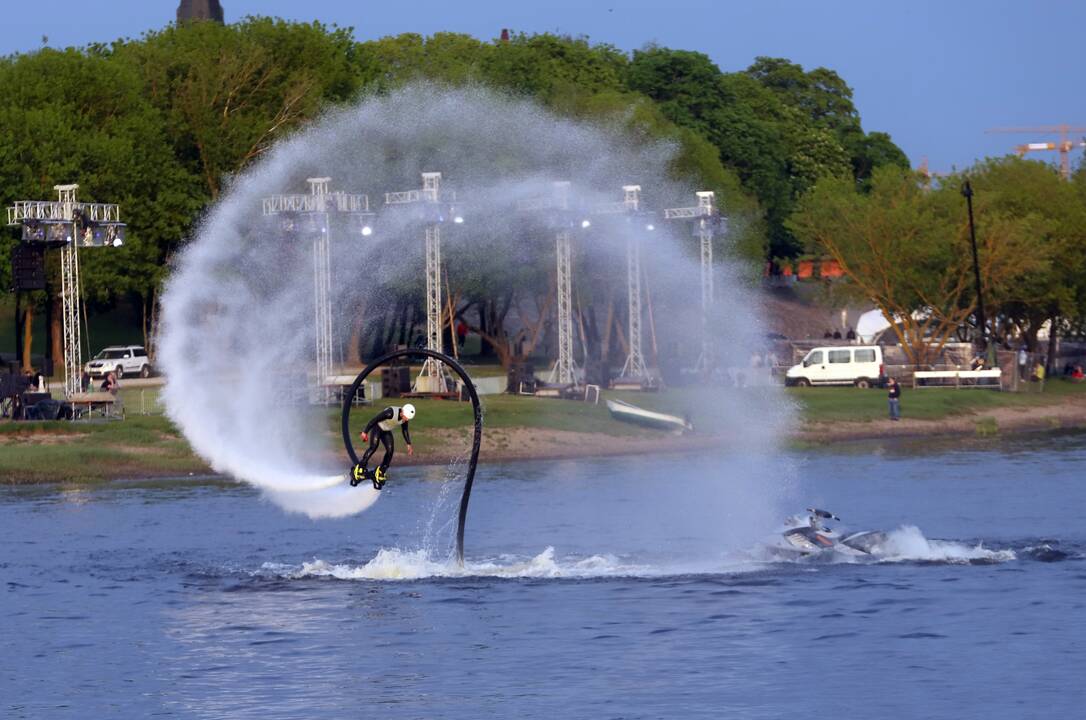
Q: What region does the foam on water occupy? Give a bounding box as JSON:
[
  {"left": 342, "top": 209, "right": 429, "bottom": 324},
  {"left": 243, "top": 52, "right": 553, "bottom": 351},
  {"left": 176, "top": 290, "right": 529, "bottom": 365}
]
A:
[
  {"left": 255, "top": 525, "right": 1021, "bottom": 583},
  {"left": 872, "top": 525, "right": 1016, "bottom": 563},
  {"left": 263, "top": 477, "right": 381, "bottom": 518},
  {"left": 260, "top": 546, "right": 655, "bottom": 581}
]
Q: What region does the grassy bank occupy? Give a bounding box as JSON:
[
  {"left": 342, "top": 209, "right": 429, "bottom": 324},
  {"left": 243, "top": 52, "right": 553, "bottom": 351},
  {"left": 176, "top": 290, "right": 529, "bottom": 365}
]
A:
[
  {"left": 3, "top": 379, "right": 1086, "bottom": 483},
  {"left": 1, "top": 385, "right": 657, "bottom": 483},
  {"left": 789, "top": 379, "right": 1086, "bottom": 423}
]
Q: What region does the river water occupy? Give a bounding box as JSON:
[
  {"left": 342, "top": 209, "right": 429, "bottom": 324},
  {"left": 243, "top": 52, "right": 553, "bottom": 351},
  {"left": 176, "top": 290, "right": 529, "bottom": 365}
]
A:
[{"left": 3, "top": 434, "right": 1084, "bottom": 719}]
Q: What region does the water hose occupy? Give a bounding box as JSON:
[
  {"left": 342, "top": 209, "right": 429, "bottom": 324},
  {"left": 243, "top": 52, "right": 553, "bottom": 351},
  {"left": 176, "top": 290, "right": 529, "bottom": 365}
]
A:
[{"left": 341, "top": 349, "right": 482, "bottom": 565}]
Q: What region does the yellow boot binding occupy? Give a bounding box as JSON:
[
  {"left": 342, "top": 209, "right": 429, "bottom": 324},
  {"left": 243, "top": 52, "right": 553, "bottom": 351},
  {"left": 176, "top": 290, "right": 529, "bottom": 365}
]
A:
[{"left": 372, "top": 467, "right": 387, "bottom": 490}]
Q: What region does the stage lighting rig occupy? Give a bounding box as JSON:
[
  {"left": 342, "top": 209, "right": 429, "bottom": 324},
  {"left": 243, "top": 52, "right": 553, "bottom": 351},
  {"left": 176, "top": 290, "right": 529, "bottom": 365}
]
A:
[{"left": 6, "top": 184, "right": 125, "bottom": 396}]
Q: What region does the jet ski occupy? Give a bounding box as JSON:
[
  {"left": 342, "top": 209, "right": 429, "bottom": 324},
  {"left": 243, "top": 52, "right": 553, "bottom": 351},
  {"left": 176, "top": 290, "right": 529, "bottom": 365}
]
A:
[{"left": 778, "top": 508, "right": 889, "bottom": 558}]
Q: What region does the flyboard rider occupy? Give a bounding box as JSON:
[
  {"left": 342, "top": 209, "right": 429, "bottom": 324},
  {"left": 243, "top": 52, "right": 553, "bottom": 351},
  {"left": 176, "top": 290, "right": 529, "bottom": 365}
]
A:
[{"left": 351, "top": 404, "right": 415, "bottom": 490}]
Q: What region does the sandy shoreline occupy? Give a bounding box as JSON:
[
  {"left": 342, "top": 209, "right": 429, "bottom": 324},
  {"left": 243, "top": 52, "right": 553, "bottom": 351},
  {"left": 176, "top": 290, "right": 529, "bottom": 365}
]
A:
[
  {"left": 391, "top": 427, "right": 730, "bottom": 467},
  {"left": 356, "top": 399, "right": 1086, "bottom": 468},
  {"left": 791, "top": 398, "right": 1086, "bottom": 444},
  {"left": 3, "top": 398, "right": 1085, "bottom": 484}
]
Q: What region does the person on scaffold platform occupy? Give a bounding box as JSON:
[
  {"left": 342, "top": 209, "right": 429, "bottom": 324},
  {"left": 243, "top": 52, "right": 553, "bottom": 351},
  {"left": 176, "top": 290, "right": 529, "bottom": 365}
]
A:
[{"left": 351, "top": 403, "right": 415, "bottom": 490}]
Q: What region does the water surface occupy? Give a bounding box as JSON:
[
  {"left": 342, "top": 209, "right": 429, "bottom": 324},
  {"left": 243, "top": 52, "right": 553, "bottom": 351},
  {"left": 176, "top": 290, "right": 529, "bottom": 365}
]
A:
[{"left": 3, "top": 434, "right": 1084, "bottom": 718}]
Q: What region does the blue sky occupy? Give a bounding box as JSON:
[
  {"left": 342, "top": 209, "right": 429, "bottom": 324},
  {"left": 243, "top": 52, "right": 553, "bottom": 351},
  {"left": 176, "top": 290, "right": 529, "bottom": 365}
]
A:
[{"left": 3, "top": 0, "right": 1084, "bottom": 174}]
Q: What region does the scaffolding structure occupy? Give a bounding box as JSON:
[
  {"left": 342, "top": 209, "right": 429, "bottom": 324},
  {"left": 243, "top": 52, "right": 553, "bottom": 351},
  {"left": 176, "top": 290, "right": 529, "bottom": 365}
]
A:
[
  {"left": 519, "top": 181, "right": 580, "bottom": 386},
  {"left": 553, "top": 228, "right": 575, "bottom": 384},
  {"left": 664, "top": 191, "right": 718, "bottom": 370},
  {"left": 385, "top": 172, "right": 457, "bottom": 393},
  {"left": 617, "top": 185, "right": 649, "bottom": 381},
  {"left": 6, "top": 184, "right": 124, "bottom": 398},
  {"left": 423, "top": 223, "right": 444, "bottom": 391},
  {"left": 262, "top": 178, "right": 371, "bottom": 403}
]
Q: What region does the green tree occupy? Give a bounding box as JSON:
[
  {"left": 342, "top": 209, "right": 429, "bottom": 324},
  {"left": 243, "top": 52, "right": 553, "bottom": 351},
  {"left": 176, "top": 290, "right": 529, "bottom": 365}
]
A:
[
  {"left": 115, "top": 17, "right": 361, "bottom": 200},
  {"left": 965, "top": 157, "right": 1086, "bottom": 353},
  {"left": 789, "top": 166, "right": 1043, "bottom": 365},
  {"left": 628, "top": 49, "right": 908, "bottom": 259},
  {"left": 745, "top": 56, "right": 910, "bottom": 186},
  {"left": 0, "top": 47, "right": 200, "bottom": 358}
]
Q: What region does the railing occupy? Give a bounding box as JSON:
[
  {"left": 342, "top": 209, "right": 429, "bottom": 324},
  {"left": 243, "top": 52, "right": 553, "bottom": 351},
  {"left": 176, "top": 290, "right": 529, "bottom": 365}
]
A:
[
  {"left": 913, "top": 369, "right": 1002, "bottom": 390},
  {"left": 8, "top": 201, "right": 120, "bottom": 225},
  {"left": 262, "top": 193, "right": 368, "bottom": 215},
  {"left": 663, "top": 206, "right": 710, "bottom": 220}
]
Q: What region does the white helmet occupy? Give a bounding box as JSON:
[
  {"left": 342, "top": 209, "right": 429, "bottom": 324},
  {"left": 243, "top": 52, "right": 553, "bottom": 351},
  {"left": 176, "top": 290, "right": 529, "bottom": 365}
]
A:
[{"left": 401, "top": 403, "right": 416, "bottom": 421}]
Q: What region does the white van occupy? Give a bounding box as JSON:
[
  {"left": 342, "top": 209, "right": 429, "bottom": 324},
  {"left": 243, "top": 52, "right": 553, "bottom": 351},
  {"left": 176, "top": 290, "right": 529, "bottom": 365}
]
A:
[{"left": 785, "top": 346, "right": 885, "bottom": 388}]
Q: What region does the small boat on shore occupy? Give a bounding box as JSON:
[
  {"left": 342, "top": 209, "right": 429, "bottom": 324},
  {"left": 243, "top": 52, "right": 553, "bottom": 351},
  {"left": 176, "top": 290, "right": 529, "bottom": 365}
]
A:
[{"left": 605, "top": 398, "right": 693, "bottom": 434}]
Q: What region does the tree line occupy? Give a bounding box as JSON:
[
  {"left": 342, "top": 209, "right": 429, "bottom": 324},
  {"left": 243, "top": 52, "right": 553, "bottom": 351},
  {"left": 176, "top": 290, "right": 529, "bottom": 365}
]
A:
[
  {"left": 1, "top": 18, "right": 909, "bottom": 365},
  {"left": 789, "top": 159, "right": 1086, "bottom": 365}
]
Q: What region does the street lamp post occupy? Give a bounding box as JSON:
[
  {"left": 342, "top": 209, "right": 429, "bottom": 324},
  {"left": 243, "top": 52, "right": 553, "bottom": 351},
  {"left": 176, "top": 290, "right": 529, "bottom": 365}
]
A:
[{"left": 961, "top": 180, "right": 989, "bottom": 358}]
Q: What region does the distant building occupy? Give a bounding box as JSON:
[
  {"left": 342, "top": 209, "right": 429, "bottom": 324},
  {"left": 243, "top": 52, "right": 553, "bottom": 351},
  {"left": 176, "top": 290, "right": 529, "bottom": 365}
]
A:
[{"left": 177, "top": 0, "right": 224, "bottom": 23}]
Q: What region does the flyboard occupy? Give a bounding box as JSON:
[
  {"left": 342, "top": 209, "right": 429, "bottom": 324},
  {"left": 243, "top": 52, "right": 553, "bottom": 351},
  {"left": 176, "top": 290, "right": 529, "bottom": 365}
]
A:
[{"left": 340, "top": 349, "right": 483, "bottom": 565}]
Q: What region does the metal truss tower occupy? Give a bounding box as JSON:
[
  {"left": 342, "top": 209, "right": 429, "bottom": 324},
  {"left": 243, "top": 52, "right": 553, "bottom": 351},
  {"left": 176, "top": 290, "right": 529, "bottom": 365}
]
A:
[
  {"left": 552, "top": 228, "right": 575, "bottom": 384},
  {"left": 262, "top": 178, "right": 371, "bottom": 403},
  {"left": 618, "top": 185, "right": 649, "bottom": 380},
  {"left": 518, "top": 180, "right": 593, "bottom": 386},
  {"left": 537, "top": 181, "right": 577, "bottom": 386},
  {"left": 420, "top": 172, "right": 445, "bottom": 392},
  {"left": 57, "top": 186, "right": 82, "bottom": 398},
  {"left": 385, "top": 172, "right": 452, "bottom": 393},
  {"left": 423, "top": 223, "right": 444, "bottom": 391},
  {"left": 309, "top": 179, "right": 334, "bottom": 405},
  {"left": 6, "top": 184, "right": 123, "bottom": 398},
  {"left": 664, "top": 191, "right": 717, "bottom": 370}
]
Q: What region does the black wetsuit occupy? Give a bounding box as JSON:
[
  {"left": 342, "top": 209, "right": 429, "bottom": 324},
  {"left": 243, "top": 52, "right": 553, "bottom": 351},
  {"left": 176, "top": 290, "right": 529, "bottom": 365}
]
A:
[{"left": 361, "top": 406, "right": 412, "bottom": 474}]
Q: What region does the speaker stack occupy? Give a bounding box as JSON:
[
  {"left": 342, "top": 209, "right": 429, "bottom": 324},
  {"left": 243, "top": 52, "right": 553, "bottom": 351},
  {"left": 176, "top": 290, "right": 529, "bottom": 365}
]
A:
[
  {"left": 12, "top": 244, "right": 46, "bottom": 290},
  {"left": 381, "top": 366, "right": 411, "bottom": 398}
]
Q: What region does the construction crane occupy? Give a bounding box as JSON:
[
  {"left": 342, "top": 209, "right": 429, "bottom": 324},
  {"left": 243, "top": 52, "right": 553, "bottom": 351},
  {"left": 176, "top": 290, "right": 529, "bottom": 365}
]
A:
[{"left": 986, "top": 125, "right": 1086, "bottom": 180}]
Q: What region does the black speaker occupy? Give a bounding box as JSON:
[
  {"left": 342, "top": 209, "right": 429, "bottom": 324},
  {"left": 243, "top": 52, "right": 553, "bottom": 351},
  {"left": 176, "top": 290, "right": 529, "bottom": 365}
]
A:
[
  {"left": 506, "top": 360, "right": 536, "bottom": 393},
  {"left": 30, "top": 355, "right": 53, "bottom": 377},
  {"left": 12, "top": 244, "right": 46, "bottom": 290},
  {"left": 381, "top": 366, "right": 411, "bottom": 398}
]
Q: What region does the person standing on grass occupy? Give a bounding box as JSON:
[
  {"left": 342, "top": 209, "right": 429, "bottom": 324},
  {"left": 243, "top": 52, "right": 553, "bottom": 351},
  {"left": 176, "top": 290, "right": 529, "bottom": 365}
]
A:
[{"left": 887, "top": 377, "right": 901, "bottom": 421}]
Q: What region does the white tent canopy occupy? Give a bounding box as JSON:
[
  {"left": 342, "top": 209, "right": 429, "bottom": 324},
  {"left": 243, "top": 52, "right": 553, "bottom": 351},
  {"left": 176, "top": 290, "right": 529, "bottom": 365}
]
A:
[{"left": 856, "top": 309, "right": 891, "bottom": 343}]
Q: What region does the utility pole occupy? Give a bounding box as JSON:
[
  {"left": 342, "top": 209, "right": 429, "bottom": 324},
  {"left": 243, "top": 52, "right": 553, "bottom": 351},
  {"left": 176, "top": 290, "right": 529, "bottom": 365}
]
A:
[{"left": 961, "top": 180, "right": 989, "bottom": 357}]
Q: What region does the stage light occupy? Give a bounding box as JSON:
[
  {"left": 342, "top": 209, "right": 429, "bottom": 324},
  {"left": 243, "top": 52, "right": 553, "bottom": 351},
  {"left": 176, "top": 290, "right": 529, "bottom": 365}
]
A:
[
  {"left": 581, "top": 219, "right": 591, "bottom": 229},
  {"left": 453, "top": 215, "right": 464, "bottom": 224},
  {"left": 361, "top": 225, "right": 373, "bottom": 236},
  {"left": 645, "top": 223, "right": 655, "bottom": 231}
]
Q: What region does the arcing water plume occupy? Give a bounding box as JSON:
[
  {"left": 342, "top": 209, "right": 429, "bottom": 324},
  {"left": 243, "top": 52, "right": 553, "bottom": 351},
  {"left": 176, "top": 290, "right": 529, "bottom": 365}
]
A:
[{"left": 159, "top": 83, "right": 791, "bottom": 532}]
